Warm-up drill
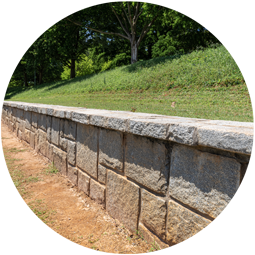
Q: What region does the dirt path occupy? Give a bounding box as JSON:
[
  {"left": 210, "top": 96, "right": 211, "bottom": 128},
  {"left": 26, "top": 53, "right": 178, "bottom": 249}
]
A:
[{"left": 1, "top": 123, "right": 154, "bottom": 253}]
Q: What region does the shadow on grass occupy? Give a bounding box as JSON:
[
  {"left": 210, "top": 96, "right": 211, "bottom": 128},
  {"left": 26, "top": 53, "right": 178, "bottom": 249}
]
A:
[
  {"left": 4, "top": 73, "right": 97, "bottom": 100},
  {"left": 123, "top": 53, "right": 183, "bottom": 73}
]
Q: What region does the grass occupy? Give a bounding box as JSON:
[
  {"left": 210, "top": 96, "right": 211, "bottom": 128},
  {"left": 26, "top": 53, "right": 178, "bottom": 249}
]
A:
[
  {"left": 45, "top": 162, "right": 59, "bottom": 175},
  {"left": 5, "top": 45, "right": 253, "bottom": 122},
  {"left": 1, "top": 148, "right": 50, "bottom": 254}
]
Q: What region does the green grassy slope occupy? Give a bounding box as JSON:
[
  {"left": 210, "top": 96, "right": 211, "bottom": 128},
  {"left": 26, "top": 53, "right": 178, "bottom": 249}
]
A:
[{"left": 5, "top": 46, "right": 253, "bottom": 122}]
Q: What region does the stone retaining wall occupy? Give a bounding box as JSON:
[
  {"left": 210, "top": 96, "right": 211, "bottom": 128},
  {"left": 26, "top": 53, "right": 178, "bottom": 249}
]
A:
[{"left": 2, "top": 101, "right": 253, "bottom": 248}]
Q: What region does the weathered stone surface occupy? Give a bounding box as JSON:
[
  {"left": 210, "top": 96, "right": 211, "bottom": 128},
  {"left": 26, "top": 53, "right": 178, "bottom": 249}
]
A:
[
  {"left": 31, "top": 112, "right": 38, "bottom": 128},
  {"left": 106, "top": 170, "right": 140, "bottom": 232},
  {"left": 98, "top": 164, "right": 107, "bottom": 184},
  {"left": 67, "top": 140, "right": 76, "bottom": 165},
  {"left": 30, "top": 132, "right": 35, "bottom": 148},
  {"left": 53, "top": 146, "right": 67, "bottom": 175},
  {"left": 72, "top": 111, "right": 89, "bottom": 124},
  {"left": 24, "top": 111, "right": 32, "bottom": 130},
  {"left": 38, "top": 114, "right": 47, "bottom": 131},
  {"left": 46, "top": 116, "right": 52, "bottom": 142},
  {"left": 64, "top": 119, "right": 76, "bottom": 140},
  {"left": 24, "top": 129, "right": 31, "bottom": 144},
  {"left": 59, "top": 137, "right": 68, "bottom": 151},
  {"left": 125, "top": 134, "right": 170, "bottom": 194},
  {"left": 99, "top": 128, "right": 123, "bottom": 171},
  {"left": 138, "top": 223, "right": 169, "bottom": 249},
  {"left": 169, "top": 144, "right": 241, "bottom": 218},
  {"left": 59, "top": 118, "right": 65, "bottom": 138},
  {"left": 78, "top": 169, "right": 90, "bottom": 196},
  {"left": 167, "top": 201, "right": 254, "bottom": 254},
  {"left": 67, "top": 164, "right": 78, "bottom": 186},
  {"left": 197, "top": 125, "right": 253, "bottom": 155},
  {"left": 46, "top": 142, "right": 53, "bottom": 161},
  {"left": 90, "top": 179, "right": 106, "bottom": 207},
  {"left": 76, "top": 123, "right": 98, "bottom": 178},
  {"left": 243, "top": 164, "right": 254, "bottom": 237},
  {"left": 140, "top": 189, "right": 167, "bottom": 240},
  {"left": 38, "top": 129, "right": 47, "bottom": 156},
  {"left": 15, "top": 108, "right": 24, "bottom": 122},
  {"left": 51, "top": 117, "right": 60, "bottom": 146},
  {"left": 18, "top": 130, "right": 22, "bottom": 140}
]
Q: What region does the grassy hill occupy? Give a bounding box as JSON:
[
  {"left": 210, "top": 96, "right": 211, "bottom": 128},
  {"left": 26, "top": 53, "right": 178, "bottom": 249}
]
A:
[{"left": 5, "top": 46, "right": 253, "bottom": 122}]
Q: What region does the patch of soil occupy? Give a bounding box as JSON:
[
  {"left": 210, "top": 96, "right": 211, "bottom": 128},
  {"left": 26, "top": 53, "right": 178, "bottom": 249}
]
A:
[{"left": 1, "top": 123, "right": 153, "bottom": 253}]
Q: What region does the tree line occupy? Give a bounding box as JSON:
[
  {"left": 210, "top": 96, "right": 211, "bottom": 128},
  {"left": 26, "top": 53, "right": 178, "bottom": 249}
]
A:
[{"left": 10, "top": 2, "right": 220, "bottom": 87}]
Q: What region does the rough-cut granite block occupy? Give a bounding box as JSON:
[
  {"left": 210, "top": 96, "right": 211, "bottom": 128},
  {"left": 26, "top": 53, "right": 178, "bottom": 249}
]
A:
[
  {"left": 53, "top": 146, "right": 67, "bottom": 175},
  {"left": 99, "top": 128, "right": 123, "bottom": 171},
  {"left": 78, "top": 169, "right": 90, "bottom": 196},
  {"left": 140, "top": 189, "right": 167, "bottom": 240},
  {"left": 24, "top": 111, "right": 32, "bottom": 130},
  {"left": 59, "top": 137, "right": 67, "bottom": 151},
  {"left": 243, "top": 164, "right": 254, "bottom": 237},
  {"left": 197, "top": 125, "right": 253, "bottom": 155},
  {"left": 76, "top": 123, "right": 98, "bottom": 179},
  {"left": 98, "top": 164, "right": 107, "bottom": 184},
  {"left": 125, "top": 134, "right": 170, "bottom": 194},
  {"left": 24, "top": 129, "right": 31, "bottom": 144},
  {"left": 38, "top": 114, "right": 47, "bottom": 131},
  {"left": 51, "top": 117, "right": 60, "bottom": 146},
  {"left": 31, "top": 112, "right": 38, "bottom": 128},
  {"left": 72, "top": 111, "right": 89, "bottom": 124},
  {"left": 67, "top": 164, "right": 78, "bottom": 186},
  {"left": 46, "top": 142, "right": 53, "bottom": 161},
  {"left": 16, "top": 108, "right": 24, "bottom": 122},
  {"left": 90, "top": 179, "right": 106, "bottom": 207},
  {"left": 167, "top": 201, "right": 254, "bottom": 254},
  {"left": 59, "top": 118, "right": 65, "bottom": 138},
  {"left": 64, "top": 119, "right": 77, "bottom": 140},
  {"left": 38, "top": 129, "right": 47, "bottom": 156},
  {"left": 106, "top": 170, "right": 140, "bottom": 233},
  {"left": 46, "top": 116, "right": 52, "bottom": 142},
  {"left": 30, "top": 132, "right": 35, "bottom": 149},
  {"left": 67, "top": 140, "right": 76, "bottom": 165},
  {"left": 169, "top": 144, "right": 241, "bottom": 218}
]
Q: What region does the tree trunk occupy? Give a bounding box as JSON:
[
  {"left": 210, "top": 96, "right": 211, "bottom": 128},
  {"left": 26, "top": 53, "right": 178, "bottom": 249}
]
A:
[
  {"left": 131, "top": 42, "right": 138, "bottom": 64},
  {"left": 70, "top": 59, "right": 76, "bottom": 78},
  {"left": 24, "top": 72, "right": 28, "bottom": 87}
]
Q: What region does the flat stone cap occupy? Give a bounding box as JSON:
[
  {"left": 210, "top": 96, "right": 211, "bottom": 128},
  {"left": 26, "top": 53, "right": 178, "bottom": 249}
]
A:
[{"left": 3, "top": 101, "right": 253, "bottom": 155}]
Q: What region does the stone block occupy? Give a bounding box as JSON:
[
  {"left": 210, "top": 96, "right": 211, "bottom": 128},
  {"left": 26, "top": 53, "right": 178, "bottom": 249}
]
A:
[
  {"left": 16, "top": 109, "right": 24, "bottom": 122},
  {"left": 98, "top": 164, "right": 107, "bottom": 184},
  {"left": 78, "top": 169, "right": 90, "bottom": 196},
  {"left": 106, "top": 170, "right": 140, "bottom": 233},
  {"left": 167, "top": 201, "right": 253, "bottom": 254},
  {"left": 31, "top": 112, "right": 38, "bottom": 128},
  {"left": 51, "top": 117, "right": 60, "bottom": 146},
  {"left": 38, "top": 114, "right": 47, "bottom": 131},
  {"left": 67, "top": 164, "right": 78, "bottom": 186},
  {"left": 99, "top": 128, "right": 123, "bottom": 171},
  {"left": 24, "top": 129, "right": 31, "bottom": 144},
  {"left": 243, "top": 164, "right": 254, "bottom": 237},
  {"left": 72, "top": 111, "right": 89, "bottom": 124},
  {"left": 125, "top": 134, "right": 170, "bottom": 194},
  {"left": 30, "top": 132, "right": 35, "bottom": 149},
  {"left": 53, "top": 146, "right": 67, "bottom": 175},
  {"left": 67, "top": 140, "right": 76, "bottom": 165},
  {"left": 46, "top": 141, "right": 53, "bottom": 161},
  {"left": 140, "top": 189, "right": 167, "bottom": 240},
  {"left": 24, "top": 111, "right": 32, "bottom": 130},
  {"left": 90, "top": 179, "right": 106, "bottom": 207},
  {"left": 46, "top": 116, "right": 52, "bottom": 142},
  {"left": 138, "top": 223, "right": 169, "bottom": 250},
  {"left": 76, "top": 123, "right": 98, "bottom": 179},
  {"left": 18, "top": 130, "right": 22, "bottom": 140},
  {"left": 169, "top": 144, "right": 241, "bottom": 218},
  {"left": 59, "top": 137, "right": 68, "bottom": 151},
  {"left": 38, "top": 129, "right": 47, "bottom": 156},
  {"left": 64, "top": 119, "right": 76, "bottom": 140},
  {"left": 60, "top": 118, "right": 65, "bottom": 138}
]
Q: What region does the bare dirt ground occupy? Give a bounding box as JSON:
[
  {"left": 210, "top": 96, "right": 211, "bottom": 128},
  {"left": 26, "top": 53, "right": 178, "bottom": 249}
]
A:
[{"left": 1, "top": 123, "right": 155, "bottom": 253}]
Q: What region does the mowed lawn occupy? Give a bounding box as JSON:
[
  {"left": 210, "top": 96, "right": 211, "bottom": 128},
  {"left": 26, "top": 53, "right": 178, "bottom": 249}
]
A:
[{"left": 5, "top": 46, "right": 253, "bottom": 122}]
